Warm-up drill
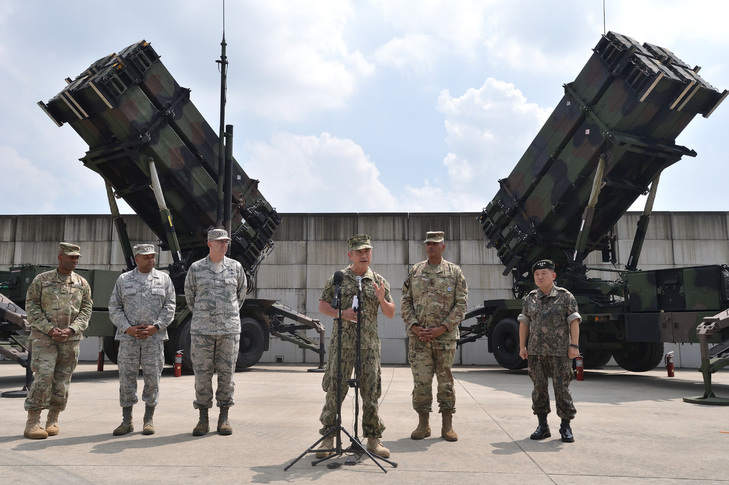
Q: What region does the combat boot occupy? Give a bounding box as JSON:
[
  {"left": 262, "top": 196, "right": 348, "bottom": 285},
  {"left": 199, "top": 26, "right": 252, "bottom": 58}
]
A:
[
  {"left": 441, "top": 410, "right": 458, "bottom": 442},
  {"left": 192, "top": 407, "right": 209, "bottom": 436},
  {"left": 315, "top": 434, "right": 334, "bottom": 459},
  {"left": 142, "top": 405, "right": 155, "bottom": 435},
  {"left": 530, "top": 413, "right": 551, "bottom": 440},
  {"left": 217, "top": 406, "right": 232, "bottom": 435},
  {"left": 410, "top": 411, "right": 431, "bottom": 440},
  {"left": 24, "top": 410, "right": 48, "bottom": 439},
  {"left": 559, "top": 418, "right": 574, "bottom": 443},
  {"left": 46, "top": 409, "right": 60, "bottom": 436},
  {"left": 113, "top": 406, "right": 134, "bottom": 436},
  {"left": 366, "top": 436, "right": 391, "bottom": 458}
]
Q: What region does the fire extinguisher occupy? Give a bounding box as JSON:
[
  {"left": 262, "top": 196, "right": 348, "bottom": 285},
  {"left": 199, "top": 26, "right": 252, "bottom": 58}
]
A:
[
  {"left": 575, "top": 354, "right": 584, "bottom": 381},
  {"left": 666, "top": 351, "right": 675, "bottom": 377},
  {"left": 174, "top": 350, "right": 183, "bottom": 377},
  {"left": 97, "top": 345, "right": 105, "bottom": 372}
]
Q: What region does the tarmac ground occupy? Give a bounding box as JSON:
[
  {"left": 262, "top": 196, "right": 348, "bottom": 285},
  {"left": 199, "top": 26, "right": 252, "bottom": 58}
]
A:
[{"left": 1, "top": 360, "right": 728, "bottom": 484}]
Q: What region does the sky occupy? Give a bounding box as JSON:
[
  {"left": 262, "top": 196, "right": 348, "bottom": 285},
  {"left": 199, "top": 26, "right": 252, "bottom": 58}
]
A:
[{"left": 1, "top": 0, "right": 727, "bottom": 216}]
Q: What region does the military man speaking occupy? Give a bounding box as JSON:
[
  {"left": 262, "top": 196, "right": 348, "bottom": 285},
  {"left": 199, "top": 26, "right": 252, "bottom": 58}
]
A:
[
  {"left": 109, "top": 243, "right": 176, "bottom": 436},
  {"left": 23, "top": 242, "right": 93, "bottom": 439}
]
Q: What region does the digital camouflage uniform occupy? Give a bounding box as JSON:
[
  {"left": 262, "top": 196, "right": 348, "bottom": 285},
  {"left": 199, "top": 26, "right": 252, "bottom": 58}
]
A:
[
  {"left": 319, "top": 266, "right": 393, "bottom": 438},
  {"left": 518, "top": 285, "right": 581, "bottom": 420},
  {"left": 184, "top": 254, "right": 246, "bottom": 409},
  {"left": 109, "top": 267, "right": 176, "bottom": 408},
  {"left": 24, "top": 268, "right": 92, "bottom": 412},
  {"left": 401, "top": 259, "right": 467, "bottom": 414}
]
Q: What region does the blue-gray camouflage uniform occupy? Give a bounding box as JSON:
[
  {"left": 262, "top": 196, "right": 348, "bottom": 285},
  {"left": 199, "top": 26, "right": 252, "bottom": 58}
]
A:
[
  {"left": 109, "top": 267, "right": 176, "bottom": 408},
  {"left": 24, "top": 269, "right": 92, "bottom": 412},
  {"left": 402, "top": 259, "right": 467, "bottom": 414},
  {"left": 184, "top": 255, "right": 246, "bottom": 409},
  {"left": 319, "top": 267, "right": 393, "bottom": 438},
  {"left": 518, "top": 285, "right": 581, "bottom": 420}
]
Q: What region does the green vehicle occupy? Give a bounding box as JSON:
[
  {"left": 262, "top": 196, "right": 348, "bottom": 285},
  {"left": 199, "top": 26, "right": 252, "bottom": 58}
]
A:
[
  {"left": 0, "top": 40, "right": 324, "bottom": 374},
  {"left": 459, "top": 32, "right": 729, "bottom": 372}
]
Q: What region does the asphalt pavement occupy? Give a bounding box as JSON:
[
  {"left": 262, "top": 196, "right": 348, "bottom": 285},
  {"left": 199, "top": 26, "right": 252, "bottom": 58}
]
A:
[{"left": 1, "top": 361, "right": 728, "bottom": 484}]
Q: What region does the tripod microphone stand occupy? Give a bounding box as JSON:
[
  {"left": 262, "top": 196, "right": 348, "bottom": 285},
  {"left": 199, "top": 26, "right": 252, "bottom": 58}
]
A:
[{"left": 284, "top": 274, "right": 396, "bottom": 472}]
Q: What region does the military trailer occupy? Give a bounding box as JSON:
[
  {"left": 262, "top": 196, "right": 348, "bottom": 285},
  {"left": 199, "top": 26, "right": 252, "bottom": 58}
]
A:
[
  {"left": 0, "top": 40, "right": 324, "bottom": 373},
  {"left": 459, "top": 32, "right": 729, "bottom": 372}
]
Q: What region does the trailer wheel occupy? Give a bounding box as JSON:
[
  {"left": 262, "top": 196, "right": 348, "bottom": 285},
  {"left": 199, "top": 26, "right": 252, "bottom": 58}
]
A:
[
  {"left": 236, "top": 317, "right": 266, "bottom": 371},
  {"left": 582, "top": 349, "right": 613, "bottom": 369},
  {"left": 102, "top": 336, "right": 119, "bottom": 364},
  {"left": 613, "top": 342, "right": 664, "bottom": 372},
  {"left": 491, "top": 318, "right": 527, "bottom": 370}
]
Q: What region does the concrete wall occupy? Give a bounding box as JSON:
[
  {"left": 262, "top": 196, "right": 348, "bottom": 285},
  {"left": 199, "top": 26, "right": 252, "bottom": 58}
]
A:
[{"left": 2, "top": 212, "right": 728, "bottom": 368}]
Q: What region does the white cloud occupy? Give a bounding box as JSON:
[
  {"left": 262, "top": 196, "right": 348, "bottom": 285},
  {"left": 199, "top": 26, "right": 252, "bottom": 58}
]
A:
[
  {"left": 373, "top": 33, "right": 443, "bottom": 76},
  {"left": 243, "top": 132, "right": 398, "bottom": 212},
  {"left": 0, "top": 146, "right": 60, "bottom": 213}
]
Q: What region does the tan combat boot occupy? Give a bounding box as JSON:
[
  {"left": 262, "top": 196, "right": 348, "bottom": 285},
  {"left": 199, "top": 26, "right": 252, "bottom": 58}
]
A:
[
  {"left": 217, "top": 406, "right": 232, "bottom": 435},
  {"left": 410, "top": 411, "right": 431, "bottom": 440},
  {"left": 113, "top": 407, "right": 134, "bottom": 436},
  {"left": 24, "top": 410, "right": 48, "bottom": 439},
  {"left": 366, "top": 436, "right": 391, "bottom": 458},
  {"left": 441, "top": 410, "right": 458, "bottom": 441},
  {"left": 315, "top": 435, "right": 334, "bottom": 459},
  {"left": 192, "top": 407, "right": 209, "bottom": 436},
  {"left": 142, "top": 405, "right": 155, "bottom": 435},
  {"left": 46, "top": 409, "right": 60, "bottom": 436}
]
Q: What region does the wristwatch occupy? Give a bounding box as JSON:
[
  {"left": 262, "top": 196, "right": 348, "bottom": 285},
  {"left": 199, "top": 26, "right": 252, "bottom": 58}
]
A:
[{"left": 570, "top": 344, "right": 579, "bottom": 349}]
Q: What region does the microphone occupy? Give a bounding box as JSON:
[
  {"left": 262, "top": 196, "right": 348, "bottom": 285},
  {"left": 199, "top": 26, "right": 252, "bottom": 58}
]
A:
[
  {"left": 355, "top": 275, "right": 362, "bottom": 291},
  {"left": 330, "top": 270, "right": 344, "bottom": 309}
]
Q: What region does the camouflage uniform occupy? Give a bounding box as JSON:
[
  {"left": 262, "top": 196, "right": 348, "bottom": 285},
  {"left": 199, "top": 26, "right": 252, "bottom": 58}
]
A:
[
  {"left": 184, "top": 254, "right": 246, "bottom": 409},
  {"left": 402, "top": 258, "right": 467, "bottom": 413},
  {"left": 24, "top": 268, "right": 92, "bottom": 412},
  {"left": 518, "top": 285, "right": 581, "bottom": 420},
  {"left": 109, "top": 267, "right": 176, "bottom": 408},
  {"left": 319, "top": 266, "right": 393, "bottom": 439}
]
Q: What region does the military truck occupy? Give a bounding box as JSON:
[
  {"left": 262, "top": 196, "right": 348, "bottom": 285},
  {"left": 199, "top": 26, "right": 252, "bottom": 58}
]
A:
[
  {"left": 0, "top": 40, "right": 324, "bottom": 373},
  {"left": 459, "top": 32, "right": 729, "bottom": 372}
]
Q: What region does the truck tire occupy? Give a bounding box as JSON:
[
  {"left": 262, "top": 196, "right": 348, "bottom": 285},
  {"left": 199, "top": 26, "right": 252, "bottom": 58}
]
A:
[
  {"left": 236, "top": 317, "right": 266, "bottom": 371},
  {"left": 613, "top": 342, "right": 664, "bottom": 372},
  {"left": 491, "top": 318, "right": 527, "bottom": 370},
  {"left": 102, "top": 336, "right": 119, "bottom": 364},
  {"left": 582, "top": 349, "right": 613, "bottom": 369}
]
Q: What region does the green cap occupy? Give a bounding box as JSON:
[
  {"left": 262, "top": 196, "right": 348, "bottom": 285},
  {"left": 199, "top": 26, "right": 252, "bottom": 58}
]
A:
[
  {"left": 59, "top": 242, "right": 81, "bottom": 256},
  {"left": 348, "top": 234, "right": 372, "bottom": 251},
  {"left": 532, "top": 259, "right": 555, "bottom": 272}
]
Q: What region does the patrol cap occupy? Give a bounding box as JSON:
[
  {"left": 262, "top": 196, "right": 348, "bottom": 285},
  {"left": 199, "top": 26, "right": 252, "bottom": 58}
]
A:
[
  {"left": 59, "top": 242, "right": 81, "bottom": 256},
  {"left": 208, "top": 228, "right": 231, "bottom": 241},
  {"left": 532, "top": 259, "right": 555, "bottom": 272},
  {"left": 424, "top": 231, "right": 445, "bottom": 243},
  {"left": 133, "top": 243, "right": 156, "bottom": 256},
  {"left": 348, "top": 234, "right": 372, "bottom": 251}
]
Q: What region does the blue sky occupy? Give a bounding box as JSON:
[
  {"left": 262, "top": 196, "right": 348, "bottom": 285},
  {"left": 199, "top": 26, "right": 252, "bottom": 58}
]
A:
[{"left": 1, "top": 0, "right": 727, "bottom": 215}]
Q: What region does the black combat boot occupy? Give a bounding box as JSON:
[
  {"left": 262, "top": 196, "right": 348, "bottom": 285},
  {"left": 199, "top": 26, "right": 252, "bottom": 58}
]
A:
[
  {"left": 559, "top": 418, "right": 574, "bottom": 443},
  {"left": 530, "top": 413, "right": 551, "bottom": 440}
]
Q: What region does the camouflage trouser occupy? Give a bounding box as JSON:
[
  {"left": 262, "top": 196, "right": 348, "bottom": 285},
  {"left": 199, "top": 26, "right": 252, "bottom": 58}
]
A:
[
  {"left": 191, "top": 334, "right": 240, "bottom": 409},
  {"left": 319, "top": 346, "right": 385, "bottom": 438},
  {"left": 117, "top": 338, "right": 165, "bottom": 408},
  {"left": 408, "top": 336, "right": 456, "bottom": 413},
  {"left": 528, "top": 354, "right": 576, "bottom": 420},
  {"left": 24, "top": 334, "right": 81, "bottom": 412}
]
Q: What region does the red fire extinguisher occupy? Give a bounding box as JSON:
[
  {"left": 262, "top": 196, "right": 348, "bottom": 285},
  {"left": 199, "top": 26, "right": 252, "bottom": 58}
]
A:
[
  {"left": 174, "top": 350, "right": 183, "bottom": 377},
  {"left": 666, "top": 351, "right": 675, "bottom": 377},
  {"left": 575, "top": 354, "right": 584, "bottom": 381},
  {"left": 97, "top": 345, "right": 104, "bottom": 372}
]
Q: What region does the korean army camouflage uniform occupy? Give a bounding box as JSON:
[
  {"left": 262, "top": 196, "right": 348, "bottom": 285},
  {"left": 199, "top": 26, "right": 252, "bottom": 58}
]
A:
[
  {"left": 24, "top": 268, "right": 92, "bottom": 412},
  {"left": 518, "top": 285, "right": 581, "bottom": 420},
  {"left": 184, "top": 255, "right": 246, "bottom": 409},
  {"left": 401, "top": 259, "right": 467, "bottom": 414},
  {"left": 109, "top": 267, "right": 176, "bottom": 408},
  {"left": 319, "top": 266, "right": 393, "bottom": 438}
]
